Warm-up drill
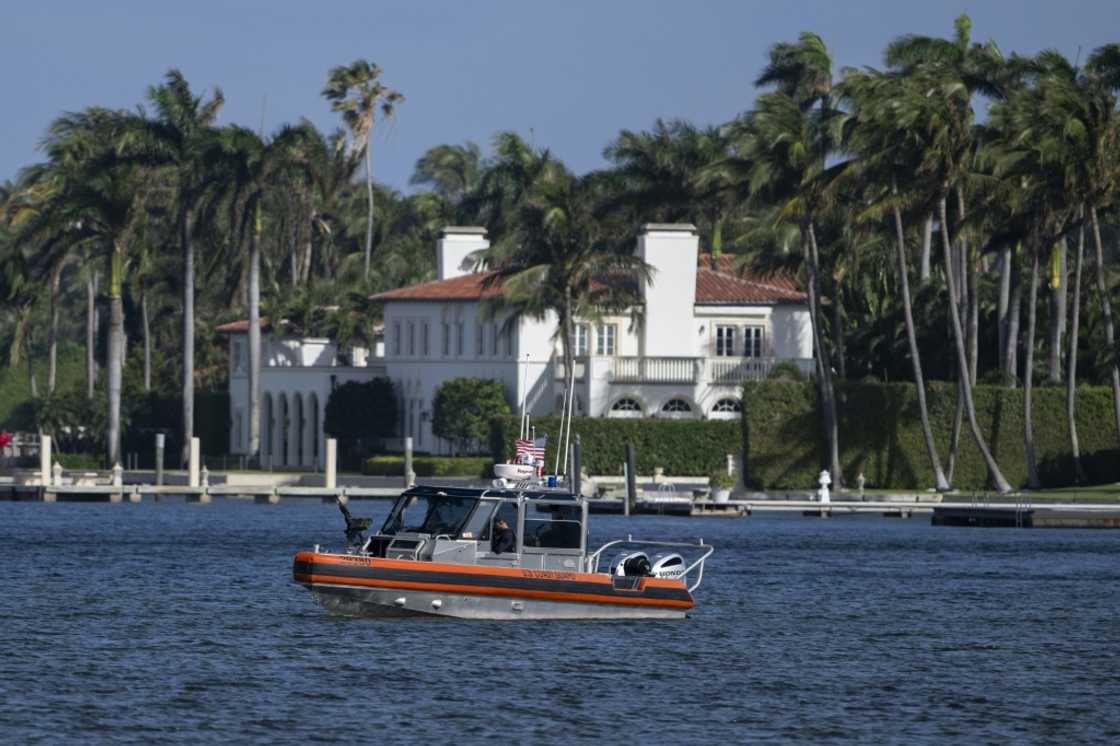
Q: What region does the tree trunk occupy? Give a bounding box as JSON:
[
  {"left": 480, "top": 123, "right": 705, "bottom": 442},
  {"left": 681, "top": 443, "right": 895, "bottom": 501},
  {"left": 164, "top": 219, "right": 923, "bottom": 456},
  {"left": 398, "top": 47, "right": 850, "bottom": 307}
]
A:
[
  {"left": 141, "top": 281, "right": 151, "bottom": 392},
  {"left": 48, "top": 260, "right": 63, "bottom": 394},
  {"left": 181, "top": 209, "right": 194, "bottom": 467},
  {"left": 106, "top": 243, "right": 124, "bottom": 467},
  {"left": 920, "top": 213, "right": 933, "bottom": 284},
  {"left": 998, "top": 245, "right": 1012, "bottom": 377},
  {"left": 1090, "top": 206, "right": 1120, "bottom": 448},
  {"left": 1023, "top": 248, "right": 1041, "bottom": 489},
  {"left": 86, "top": 271, "right": 97, "bottom": 399},
  {"left": 806, "top": 222, "right": 842, "bottom": 487},
  {"left": 958, "top": 189, "right": 977, "bottom": 384},
  {"left": 939, "top": 197, "right": 1012, "bottom": 493},
  {"left": 1067, "top": 221, "right": 1085, "bottom": 483},
  {"left": 830, "top": 282, "right": 846, "bottom": 380},
  {"left": 1047, "top": 239, "right": 1067, "bottom": 383},
  {"left": 892, "top": 194, "right": 949, "bottom": 490},
  {"left": 1004, "top": 256, "right": 1022, "bottom": 385},
  {"left": 364, "top": 138, "right": 374, "bottom": 279},
  {"left": 248, "top": 203, "right": 263, "bottom": 466}
]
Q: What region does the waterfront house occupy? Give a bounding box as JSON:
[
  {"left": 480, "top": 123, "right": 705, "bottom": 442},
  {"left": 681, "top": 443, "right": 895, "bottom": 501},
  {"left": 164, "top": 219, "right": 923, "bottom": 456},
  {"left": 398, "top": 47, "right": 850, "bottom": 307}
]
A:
[{"left": 221, "top": 223, "right": 812, "bottom": 464}]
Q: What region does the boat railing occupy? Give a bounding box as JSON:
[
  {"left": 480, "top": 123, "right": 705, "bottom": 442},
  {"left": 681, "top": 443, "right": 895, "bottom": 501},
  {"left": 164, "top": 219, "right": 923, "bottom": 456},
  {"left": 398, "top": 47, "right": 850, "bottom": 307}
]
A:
[{"left": 586, "top": 535, "right": 714, "bottom": 593}]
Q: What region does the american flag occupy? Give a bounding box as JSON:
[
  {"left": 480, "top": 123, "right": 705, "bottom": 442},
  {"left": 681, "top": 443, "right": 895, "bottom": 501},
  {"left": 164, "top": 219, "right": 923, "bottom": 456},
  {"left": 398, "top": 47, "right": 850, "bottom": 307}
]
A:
[{"left": 515, "top": 436, "right": 547, "bottom": 476}]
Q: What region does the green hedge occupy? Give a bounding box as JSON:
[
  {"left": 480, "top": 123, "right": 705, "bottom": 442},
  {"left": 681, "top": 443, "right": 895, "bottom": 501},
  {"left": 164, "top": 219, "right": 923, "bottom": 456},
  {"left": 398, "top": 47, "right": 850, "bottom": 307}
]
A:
[
  {"left": 363, "top": 455, "right": 493, "bottom": 478},
  {"left": 490, "top": 416, "right": 740, "bottom": 476},
  {"left": 741, "top": 380, "right": 1120, "bottom": 490}
]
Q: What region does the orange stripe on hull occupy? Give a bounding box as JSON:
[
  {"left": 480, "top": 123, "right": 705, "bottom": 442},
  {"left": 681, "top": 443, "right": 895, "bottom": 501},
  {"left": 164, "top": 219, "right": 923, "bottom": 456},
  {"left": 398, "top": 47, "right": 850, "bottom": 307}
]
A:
[{"left": 297, "top": 572, "right": 694, "bottom": 610}]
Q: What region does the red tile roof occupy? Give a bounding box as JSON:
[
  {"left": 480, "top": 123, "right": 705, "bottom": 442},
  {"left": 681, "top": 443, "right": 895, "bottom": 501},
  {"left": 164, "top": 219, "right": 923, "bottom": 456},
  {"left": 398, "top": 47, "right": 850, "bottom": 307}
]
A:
[
  {"left": 216, "top": 317, "right": 270, "bottom": 333},
  {"left": 370, "top": 254, "right": 807, "bottom": 306},
  {"left": 695, "top": 254, "right": 806, "bottom": 304},
  {"left": 370, "top": 272, "right": 504, "bottom": 302}
]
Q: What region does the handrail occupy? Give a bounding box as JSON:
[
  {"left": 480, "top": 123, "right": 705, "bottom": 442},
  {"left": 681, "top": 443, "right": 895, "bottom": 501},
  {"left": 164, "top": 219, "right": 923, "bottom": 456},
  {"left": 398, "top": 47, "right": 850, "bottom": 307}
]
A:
[{"left": 585, "top": 535, "right": 713, "bottom": 593}]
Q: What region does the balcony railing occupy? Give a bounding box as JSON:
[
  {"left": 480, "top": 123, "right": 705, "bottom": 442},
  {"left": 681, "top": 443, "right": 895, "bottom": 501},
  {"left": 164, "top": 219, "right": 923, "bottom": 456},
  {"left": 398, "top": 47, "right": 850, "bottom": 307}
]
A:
[
  {"left": 610, "top": 357, "right": 698, "bottom": 384},
  {"left": 552, "top": 355, "right": 815, "bottom": 385}
]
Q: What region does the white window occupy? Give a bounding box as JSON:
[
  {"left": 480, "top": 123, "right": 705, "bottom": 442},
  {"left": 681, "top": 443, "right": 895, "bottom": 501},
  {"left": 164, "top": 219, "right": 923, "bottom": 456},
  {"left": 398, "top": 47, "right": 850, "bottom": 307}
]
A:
[
  {"left": 421, "top": 322, "right": 429, "bottom": 356},
  {"left": 407, "top": 321, "right": 415, "bottom": 356},
  {"left": 476, "top": 323, "right": 484, "bottom": 356},
  {"left": 609, "top": 397, "right": 643, "bottom": 418},
  {"left": 744, "top": 326, "right": 764, "bottom": 358},
  {"left": 455, "top": 322, "right": 464, "bottom": 356},
  {"left": 574, "top": 324, "right": 589, "bottom": 357},
  {"left": 392, "top": 322, "right": 401, "bottom": 356},
  {"left": 716, "top": 325, "right": 737, "bottom": 357},
  {"left": 712, "top": 398, "right": 742, "bottom": 415},
  {"left": 232, "top": 340, "right": 245, "bottom": 374},
  {"left": 441, "top": 322, "right": 450, "bottom": 356},
  {"left": 596, "top": 324, "right": 617, "bottom": 356},
  {"left": 662, "top": 399, "right": 691, "bottom": 413}
]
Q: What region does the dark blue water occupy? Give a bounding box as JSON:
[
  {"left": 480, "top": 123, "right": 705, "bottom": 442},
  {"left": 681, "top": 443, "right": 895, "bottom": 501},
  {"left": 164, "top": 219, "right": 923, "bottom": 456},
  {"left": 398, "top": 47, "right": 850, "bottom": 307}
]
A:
[{"left": 2, "top": 499, "right": 1118, "bottom": 744}]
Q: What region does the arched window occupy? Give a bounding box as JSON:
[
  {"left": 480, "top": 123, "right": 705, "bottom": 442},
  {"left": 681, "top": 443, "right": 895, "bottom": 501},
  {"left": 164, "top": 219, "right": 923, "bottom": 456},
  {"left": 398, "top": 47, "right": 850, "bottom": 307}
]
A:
[
  {"left": 608, "top": 397, "right": 643, "bottom": 418},
  {"left": 662, "top": 399, "right": 691, "bottom": 413},
  {"left": 710, "top": 398, "right": 742, "bottom": 420}
]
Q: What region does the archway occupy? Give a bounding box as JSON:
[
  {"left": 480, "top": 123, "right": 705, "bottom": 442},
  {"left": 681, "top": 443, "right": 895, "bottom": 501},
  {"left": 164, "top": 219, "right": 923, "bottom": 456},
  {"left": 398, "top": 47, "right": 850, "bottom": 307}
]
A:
[
  {"left": 308, "top": 393, "right": 320, "bottom": 469},
  {"left": 277, "top": 393, "right": 289, "bottom": 467}
]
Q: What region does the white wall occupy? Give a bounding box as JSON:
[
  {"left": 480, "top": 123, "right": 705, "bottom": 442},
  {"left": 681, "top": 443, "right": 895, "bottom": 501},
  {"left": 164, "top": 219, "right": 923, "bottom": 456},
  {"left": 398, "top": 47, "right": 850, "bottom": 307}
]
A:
[
  {"left": 770, "top": 307, "right": 813, "bottom": 359},
  {"left": 638, "top": 224, "right": 699, "bottom": 358},
  {"left": 436, "top": 227, "right": 489, "bottom": 280}
]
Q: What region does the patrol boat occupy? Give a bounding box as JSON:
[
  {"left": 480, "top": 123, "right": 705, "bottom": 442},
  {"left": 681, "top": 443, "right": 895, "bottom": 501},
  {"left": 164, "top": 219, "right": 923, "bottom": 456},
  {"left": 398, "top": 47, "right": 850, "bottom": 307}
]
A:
[{"left": 292, "top": 485, "right": 713, "bottom": 620}]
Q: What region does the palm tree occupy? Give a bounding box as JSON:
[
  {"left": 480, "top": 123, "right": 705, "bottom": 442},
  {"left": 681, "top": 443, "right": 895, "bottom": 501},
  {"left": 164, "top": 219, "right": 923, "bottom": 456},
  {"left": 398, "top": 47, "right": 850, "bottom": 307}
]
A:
[
  {"left": 725, "top": 74, "right": 844, "bottom": 485},
  {"left": 40, "top": 108, "right": 143, "bottom": 466},
  {"left": 465, "top": 131, "right": 558, "bottom": 240},
  {"left": 131, "top": 70, "right": 224, "bottom": 465},
  {"left": 411, "top": 142, "right": 482, "bottom": 202},
  {"left": 481, "top": 162, "right": 650, "bottom": 419},
  {"left": 839, "top": 68, "right": 951, "bottom": 491},
  {"left": 206, "top": 124, "right": 307, "bottom": 466},
  {"left": 322, "top": 60, "right": 404, "bottom": 279}
]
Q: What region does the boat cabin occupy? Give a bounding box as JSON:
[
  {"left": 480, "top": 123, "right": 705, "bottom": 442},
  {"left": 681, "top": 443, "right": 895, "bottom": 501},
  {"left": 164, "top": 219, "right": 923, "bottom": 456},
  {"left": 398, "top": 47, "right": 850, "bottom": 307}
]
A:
[{"left": 361, "top": 485, "right": 590, "bottom": 572}]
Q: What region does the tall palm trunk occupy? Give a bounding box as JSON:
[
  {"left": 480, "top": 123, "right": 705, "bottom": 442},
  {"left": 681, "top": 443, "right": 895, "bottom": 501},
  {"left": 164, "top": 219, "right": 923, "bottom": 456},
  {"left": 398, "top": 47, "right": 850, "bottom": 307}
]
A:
[
  {"left": 1090, "top": 206, "right": 1120, "bottom": 447},
  {"left": 998, "top": 245, "right": 1012, "bottom": 377},
  {"left": 1067, "top": 222, "right": 1085, "bottom": 483},
  {"left": 1004, "top": 258, "right": 1022, "bottom": 384},
  {"left": 830, "top": 283, "right": 846, "bottom": 380},
  {"left": 1023, "top": 248, "right": 1041, "bottom": 489},
  {"left": 107, "top": 243, "right": 125, "bottom": 467},
  {"left": 364, "top": 140, "right": 374, "bottom": 278},
  {"left": 181, "top": 209, "right": 194, "bottom": 467},
  {"left": 86, "top": 271, "right": 97, "bottom": 399},
  {"left": 247, "top": 203, "right": 263, "bottom": 466},
  {"left": 1047, "top": 240, "right": 1067, "bottom": 383},
  {"left": 806, "top": 222, "right": 842, "bottom": 487},
  {"left": 141, "top": 281, "right": 151, "bottom": 392},
  {"left": 47, "top": 260, "right": 63, "bottom": 394},
  {"left": 920, "top": 213, "right": 933, "bottom": 284},
  {"left": 939, "top": 197, "right": 1012, "bottom": 493},
  {"left": 892, "top": 188, "right": 949, "bottom": 491}
]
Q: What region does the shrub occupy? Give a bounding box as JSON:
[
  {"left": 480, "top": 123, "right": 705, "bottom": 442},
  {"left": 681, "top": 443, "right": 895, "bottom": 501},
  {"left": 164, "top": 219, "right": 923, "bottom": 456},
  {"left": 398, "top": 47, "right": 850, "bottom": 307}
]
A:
[
  {"left": 363, "top": 455, "right": 493, "bottom": 478},
  {"left": 490, "top": 416, "right": 740, "bottom": 476},
  {"left": 767, "top": 360, "right": 806, "bottom": 381},
  {"left": 741, "top": 379, "right": 1120, "bottom": 490},
  {"left": 432, "top": 378, "right": 511, "bottom": 455},
  {"left": 708, "top": 470, "right": 736, "bottom": 489}
]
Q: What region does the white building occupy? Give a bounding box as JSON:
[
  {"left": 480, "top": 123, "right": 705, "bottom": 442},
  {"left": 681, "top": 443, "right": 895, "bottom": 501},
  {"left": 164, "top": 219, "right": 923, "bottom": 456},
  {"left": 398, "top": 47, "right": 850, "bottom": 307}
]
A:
[{"left": 222, "top": 224, "right": 813, "bottom": 463}]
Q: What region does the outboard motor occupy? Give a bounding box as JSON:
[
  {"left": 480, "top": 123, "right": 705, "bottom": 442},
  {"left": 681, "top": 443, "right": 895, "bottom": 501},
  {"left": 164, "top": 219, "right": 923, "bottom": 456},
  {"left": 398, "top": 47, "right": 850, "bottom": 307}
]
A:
[
  {"left": 650, "top": 553, "right": 685, "bottom": 579},
  {"left": 611, "top": 551, "right": 652, "bottom": 577}
]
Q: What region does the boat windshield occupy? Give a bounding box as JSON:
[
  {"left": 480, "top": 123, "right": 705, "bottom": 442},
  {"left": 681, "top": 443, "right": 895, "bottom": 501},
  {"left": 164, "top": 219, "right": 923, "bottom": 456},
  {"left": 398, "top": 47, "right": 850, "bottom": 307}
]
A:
[{"left": 381, "top": 494, "right": 478, "bottom": 537}]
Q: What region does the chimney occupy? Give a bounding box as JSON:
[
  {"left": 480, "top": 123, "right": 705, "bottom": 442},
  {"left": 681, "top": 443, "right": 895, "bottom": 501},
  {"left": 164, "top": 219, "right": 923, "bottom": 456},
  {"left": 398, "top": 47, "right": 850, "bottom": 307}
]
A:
[
  {"left": 437, "top": 227, "right": 489, "bottom": 280},
  {"left": 637, "top": 224, "right": 699, "bottom": 357}
]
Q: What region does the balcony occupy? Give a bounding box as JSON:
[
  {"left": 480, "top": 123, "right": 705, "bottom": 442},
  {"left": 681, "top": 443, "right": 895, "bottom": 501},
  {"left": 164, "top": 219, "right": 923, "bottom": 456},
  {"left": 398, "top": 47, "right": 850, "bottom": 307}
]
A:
[{"left": 609, "top": 357, "right": 698, "bottom": 384}]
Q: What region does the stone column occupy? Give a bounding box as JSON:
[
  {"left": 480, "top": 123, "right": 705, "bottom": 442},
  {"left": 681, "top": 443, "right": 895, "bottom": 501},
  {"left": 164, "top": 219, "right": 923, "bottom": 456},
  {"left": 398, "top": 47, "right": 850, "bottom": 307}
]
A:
[
  {"left": 188, "top": 437, "right": 201, "bottom": 488},
  {"left": 325, "top": 438, "right": 337, "bottom": 489}
]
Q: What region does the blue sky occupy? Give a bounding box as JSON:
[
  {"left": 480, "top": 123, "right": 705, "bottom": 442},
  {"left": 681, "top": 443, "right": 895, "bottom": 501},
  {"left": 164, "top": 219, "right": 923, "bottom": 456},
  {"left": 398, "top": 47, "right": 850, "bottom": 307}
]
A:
[{"left": 4, "top": 1, "right": 1118, "bottom": 189}]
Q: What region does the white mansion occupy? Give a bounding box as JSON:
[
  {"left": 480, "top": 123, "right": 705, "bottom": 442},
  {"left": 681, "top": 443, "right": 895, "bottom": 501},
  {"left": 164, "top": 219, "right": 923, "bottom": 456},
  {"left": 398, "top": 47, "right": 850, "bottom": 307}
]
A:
[{"left": 221, "top": 224, "right": 812, "bottom": 466}]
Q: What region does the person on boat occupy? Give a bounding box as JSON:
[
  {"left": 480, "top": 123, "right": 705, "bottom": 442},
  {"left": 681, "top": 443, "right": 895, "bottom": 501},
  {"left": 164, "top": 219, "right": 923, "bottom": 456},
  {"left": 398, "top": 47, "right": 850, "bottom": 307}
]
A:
[{"left": 491, "top": 519, "right": 516, "bottom": 554}]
